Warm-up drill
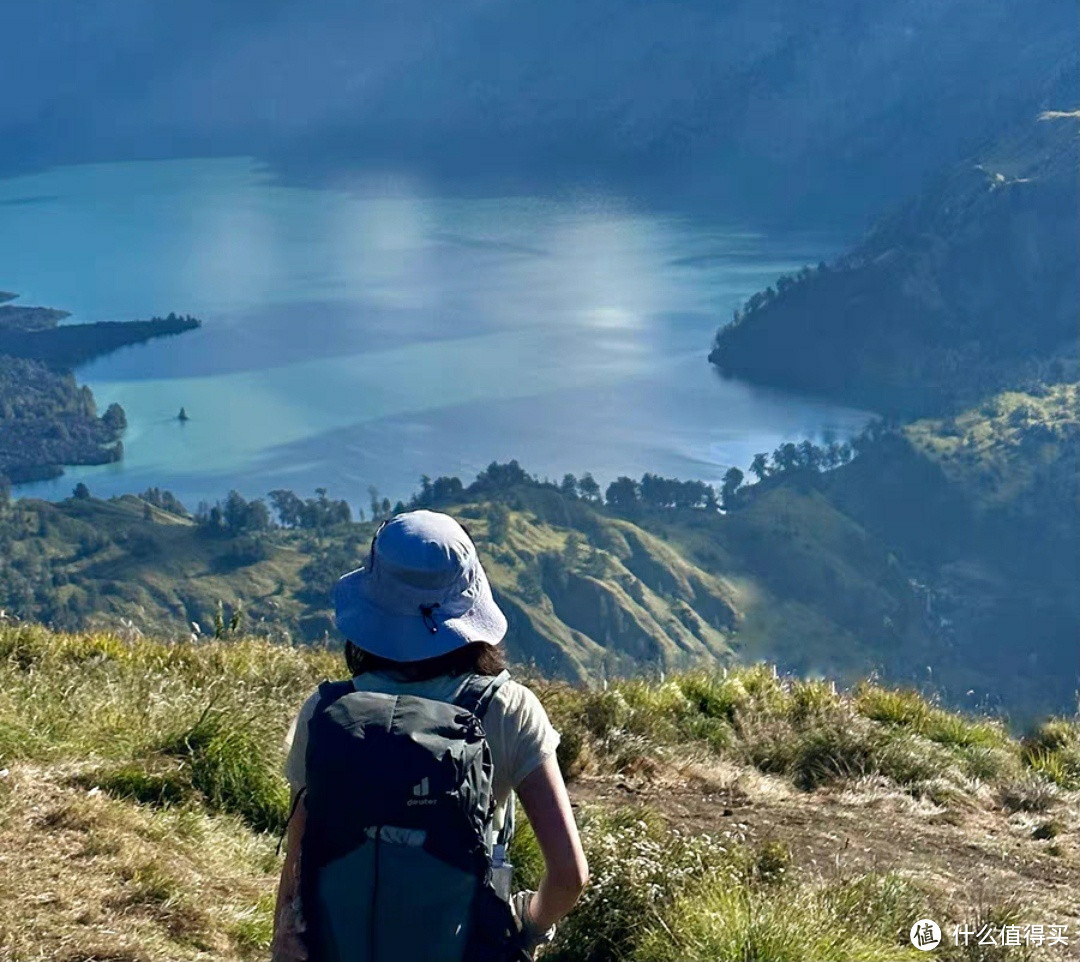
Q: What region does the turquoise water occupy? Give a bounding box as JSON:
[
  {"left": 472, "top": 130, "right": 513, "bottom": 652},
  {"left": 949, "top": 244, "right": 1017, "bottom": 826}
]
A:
[{"left": 7, "top": 157, "right": 868, "bottom": 508}]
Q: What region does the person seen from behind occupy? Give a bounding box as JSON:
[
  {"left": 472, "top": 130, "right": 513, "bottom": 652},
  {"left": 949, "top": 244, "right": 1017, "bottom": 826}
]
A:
[{"left": 272, "top": 509, "right": 588, "bottom": 961}]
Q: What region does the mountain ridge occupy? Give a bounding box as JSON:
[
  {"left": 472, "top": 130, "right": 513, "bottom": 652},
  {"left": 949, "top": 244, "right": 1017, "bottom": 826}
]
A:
[
  {"left": 7, "top": 406, "right": 1076, "bottom": 723},
  {"left": 1, "top": 1, "right": 1074, "bottom": 222},
  {"left": 710, "top": 94, "right": 1080, "bottom": 415}
]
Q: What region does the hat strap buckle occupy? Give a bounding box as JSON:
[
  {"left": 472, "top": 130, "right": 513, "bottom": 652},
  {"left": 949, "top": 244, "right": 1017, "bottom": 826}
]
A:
[{"left": 419, "top": 603, "right": 441, "bottom": 633}]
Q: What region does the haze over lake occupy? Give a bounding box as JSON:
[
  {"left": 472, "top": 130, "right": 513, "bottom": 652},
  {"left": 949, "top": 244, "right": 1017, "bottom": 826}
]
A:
[{"left": 8, "top": 157, "right": 868, "bottom": 508}]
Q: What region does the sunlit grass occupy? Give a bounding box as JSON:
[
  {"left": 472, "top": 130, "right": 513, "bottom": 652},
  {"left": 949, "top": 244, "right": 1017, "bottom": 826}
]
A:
[{"left": 0, "top": 623, "right": 1073, "bottom": 961}]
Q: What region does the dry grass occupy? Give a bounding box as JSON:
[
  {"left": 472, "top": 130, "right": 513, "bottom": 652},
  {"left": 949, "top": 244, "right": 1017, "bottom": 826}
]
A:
[
  {"left": 0, "top": 624, "right": 1076, "bottom": 961},
  {"left": 0, "top": 764, "right": 277, "bottom": 961}
]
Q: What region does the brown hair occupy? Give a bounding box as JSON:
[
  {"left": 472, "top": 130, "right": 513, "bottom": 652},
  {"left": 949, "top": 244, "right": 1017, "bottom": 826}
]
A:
[{"left": 345, "top": 640, "right": 507, "bottom": 681}]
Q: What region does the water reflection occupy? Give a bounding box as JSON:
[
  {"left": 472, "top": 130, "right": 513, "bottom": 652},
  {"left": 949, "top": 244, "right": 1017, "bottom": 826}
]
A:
[{"left": 4, "top": 157, "right": 869, "bottom": 506}]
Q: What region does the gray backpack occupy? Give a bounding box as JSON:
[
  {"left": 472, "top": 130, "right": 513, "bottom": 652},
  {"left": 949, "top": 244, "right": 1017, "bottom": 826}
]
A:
[{"left": 299, "top": 671, "right": 530, "bottom": 962}]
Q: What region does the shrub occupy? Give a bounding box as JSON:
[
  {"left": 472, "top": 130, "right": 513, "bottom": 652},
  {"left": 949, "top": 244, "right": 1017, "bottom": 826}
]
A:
[
  {"left": 545, "top": 807, "right": 736, "bottom": 962},
  {"left": 535, "top": 664, "right": 1045, "bottom": 803},
  {"left": 855, "top": 685, "right": 1012, "bottom": 752},
  {"left": 91, "top": 709, "right": 291, "bottom": 835},
  {"left": 1022, "top": 719, "right": 1080, "bottom": 789},
  {"left": 997, "top": 774, "right": 1058, "bottom": 814},
  {"left": 678, "top": 672, "right": 747, "bottom": 722},
  {"left": 935, "top": 902, "right": 1034, "bottom": 962}
]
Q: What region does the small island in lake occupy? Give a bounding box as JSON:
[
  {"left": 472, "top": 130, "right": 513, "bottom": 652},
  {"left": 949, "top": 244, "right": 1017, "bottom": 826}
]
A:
[{"left": 0, "top": 294, "right": 201, "bottom": 484}]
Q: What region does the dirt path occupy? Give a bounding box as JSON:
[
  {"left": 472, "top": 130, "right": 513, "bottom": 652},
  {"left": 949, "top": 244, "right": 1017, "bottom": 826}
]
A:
[{"left": 571, "top": 762, "right": 1080, "bottom": 943}]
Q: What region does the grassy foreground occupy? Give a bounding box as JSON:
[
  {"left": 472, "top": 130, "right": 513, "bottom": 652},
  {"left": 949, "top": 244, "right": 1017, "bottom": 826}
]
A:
[{"left": 0, "top": 623, "right": 1076, "bottom": 961}]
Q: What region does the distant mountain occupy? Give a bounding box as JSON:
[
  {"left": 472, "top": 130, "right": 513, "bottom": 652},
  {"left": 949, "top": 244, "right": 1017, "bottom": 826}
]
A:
[
  {"left": 711, "top": 96, "right": 1080, "bottom": 414},
  {"left": 0, "top": 1, "right": 1074, "bottom": 221}
]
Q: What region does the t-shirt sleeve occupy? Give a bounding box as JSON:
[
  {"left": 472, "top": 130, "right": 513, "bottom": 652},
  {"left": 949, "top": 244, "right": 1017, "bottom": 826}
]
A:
[
  {"left": 283, "top": 690, "right": 321, "bottom": 792},
  {"left": 487, "top": 681, "right": 561, "bottom": 792}
]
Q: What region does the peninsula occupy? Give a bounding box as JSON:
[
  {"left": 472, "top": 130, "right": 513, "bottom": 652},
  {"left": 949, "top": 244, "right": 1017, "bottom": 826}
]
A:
[{"left": 0, "top": 294, "right": 201, "bottom": 483}]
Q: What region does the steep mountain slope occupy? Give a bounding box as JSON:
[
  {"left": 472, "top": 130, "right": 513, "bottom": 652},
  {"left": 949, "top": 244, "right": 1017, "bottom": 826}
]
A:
[
  {"left": 2, "top": 466, "right": 939, "bottom": 704},
  {"left": 711, "top": 99, "right": 1080, "bottom": 413},
  {"left": 1, "top": 1, "right": 1073, "bottom": 220},
  {"left": 581, "top": 385, "right": 1077, "bottom": 721},
  {"left": 815, "top": 388, "right": 1079, "bottom": 720}
]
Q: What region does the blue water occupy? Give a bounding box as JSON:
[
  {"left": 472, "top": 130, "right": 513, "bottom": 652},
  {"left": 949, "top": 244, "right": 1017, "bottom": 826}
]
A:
[{"left": 6, "top": 157, "right": 868, "bottom": 509}]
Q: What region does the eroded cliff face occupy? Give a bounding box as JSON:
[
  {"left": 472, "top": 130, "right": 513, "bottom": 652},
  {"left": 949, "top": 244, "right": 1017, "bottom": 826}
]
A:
[{"left": 480, "top": 513, "right": 740, "bottom": 681}]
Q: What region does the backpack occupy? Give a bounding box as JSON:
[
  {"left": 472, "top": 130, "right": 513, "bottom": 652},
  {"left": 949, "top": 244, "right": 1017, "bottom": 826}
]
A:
[{"left": 299, "top": 670, "right": 531, "bottom": 962}]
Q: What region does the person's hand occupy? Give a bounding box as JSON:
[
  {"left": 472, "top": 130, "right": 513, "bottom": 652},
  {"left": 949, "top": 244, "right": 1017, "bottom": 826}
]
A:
[
  {"left": 511, "top": 890, "right": 556, "bottom": 958},
  {"left": 271, "top": 929, "right": 307, "bottom": 962},
  {"left": 271, "top": 897, "right": 308, "bottom": 962}
]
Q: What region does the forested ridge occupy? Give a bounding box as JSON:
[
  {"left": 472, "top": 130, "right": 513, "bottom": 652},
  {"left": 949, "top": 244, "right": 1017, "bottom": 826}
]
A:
[{"left": 711, "top": 95, "right": 1079, "bottom": 416}]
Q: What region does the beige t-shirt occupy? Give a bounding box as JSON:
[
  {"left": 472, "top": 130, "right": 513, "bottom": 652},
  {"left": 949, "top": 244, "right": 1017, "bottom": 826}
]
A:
[{"left": 283, "top": 672, "right": 560, "bottom": 828}]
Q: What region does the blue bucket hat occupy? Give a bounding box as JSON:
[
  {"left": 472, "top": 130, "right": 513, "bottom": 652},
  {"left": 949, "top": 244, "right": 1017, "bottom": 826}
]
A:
[{"left": 334, "top": 509, "right": 507, "bottom": 661}]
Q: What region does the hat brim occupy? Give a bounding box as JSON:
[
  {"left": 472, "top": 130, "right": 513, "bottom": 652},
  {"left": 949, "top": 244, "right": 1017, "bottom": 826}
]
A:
[{"left": 333, "top": 566, "right": 508, "bottom": 662}]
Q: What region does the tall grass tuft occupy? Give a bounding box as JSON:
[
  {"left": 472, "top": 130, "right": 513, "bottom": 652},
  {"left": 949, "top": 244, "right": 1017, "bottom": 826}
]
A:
[
  {"left": 157, "top": 706, "right": 292, "bottom": 834},
  {"left": 637, "top": 871, "right": 927, "bottom": 962},
  {"left": 1022, "top": 718, "right": 1080, "bottom": 790}
]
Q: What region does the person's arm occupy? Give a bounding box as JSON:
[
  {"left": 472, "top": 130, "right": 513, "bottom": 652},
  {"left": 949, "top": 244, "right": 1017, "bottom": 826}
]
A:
[
  {"left": 272, "top": 794, "right": 308, "bottom": 962},
  {"left": 515, "top": 754, "right": 589, "bottom": 932}
]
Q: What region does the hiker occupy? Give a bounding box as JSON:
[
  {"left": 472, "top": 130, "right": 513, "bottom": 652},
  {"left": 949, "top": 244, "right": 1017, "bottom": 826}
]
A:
[{"left": 272, "top": 509, "right": 589, "bottom": 961}]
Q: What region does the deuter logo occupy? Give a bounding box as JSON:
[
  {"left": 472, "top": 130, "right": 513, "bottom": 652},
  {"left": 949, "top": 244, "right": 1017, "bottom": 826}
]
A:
[{"left": 407, "top": 777, "right": 437, "bottom": 806}]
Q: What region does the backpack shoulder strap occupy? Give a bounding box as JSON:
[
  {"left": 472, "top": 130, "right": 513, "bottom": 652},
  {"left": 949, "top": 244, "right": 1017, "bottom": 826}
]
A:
[
  {"left": 312, "top": 678, "right": 354, "bottom": 715},
  {"left": 453, "top": 669, "right": 511, "bottom": 720}
]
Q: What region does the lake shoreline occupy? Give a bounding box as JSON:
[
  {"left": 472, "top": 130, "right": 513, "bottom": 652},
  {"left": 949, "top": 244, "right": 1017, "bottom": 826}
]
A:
[{"left": 5, "top": 156, "right": 867, "bottom": 508}]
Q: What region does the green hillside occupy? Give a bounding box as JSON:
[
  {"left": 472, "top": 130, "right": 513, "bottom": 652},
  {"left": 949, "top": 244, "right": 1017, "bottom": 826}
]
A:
[
  {"left": 2, "top": 483, "right": 740, "bottom": 683},
  {"left": 905, "top": 383, "right": 1079, "bottom": 510},
  {"left": 1, "top": 625, "right": 1077, "bottom": 961},
  {"left": 711, "top": 386, "right": 1079, "bottom": 723},
  {"left": 6, "top": 413, "right": 1075, "bottom": 722}
]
